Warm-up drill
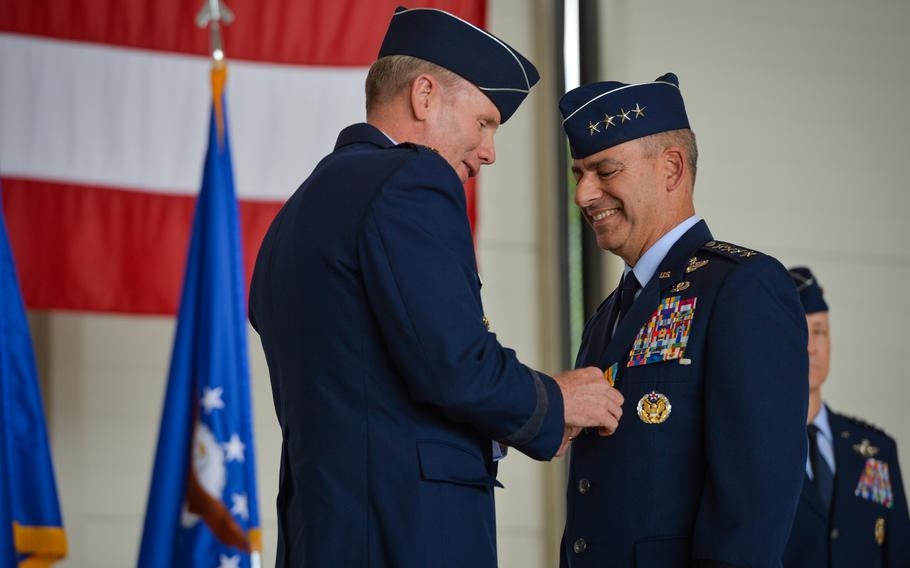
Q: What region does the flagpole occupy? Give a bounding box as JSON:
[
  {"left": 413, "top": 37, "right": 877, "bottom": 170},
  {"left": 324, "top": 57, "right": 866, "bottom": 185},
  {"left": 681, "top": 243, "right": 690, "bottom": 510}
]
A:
[
  {"left": 139, "top": 2, "right": 261, "bottom": 566},
  {"left": 196, "top": 0, "right": 235, "bottom": 144}
]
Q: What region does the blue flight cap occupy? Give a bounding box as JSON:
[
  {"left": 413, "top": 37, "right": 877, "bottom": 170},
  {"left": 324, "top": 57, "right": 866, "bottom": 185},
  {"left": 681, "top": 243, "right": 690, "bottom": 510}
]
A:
[
  {"left": 560, "top": 73, "right": 691, "bottom": 158},
  {"left": 789, "top": 266, "right": 829, "bottom": 314},
  {"left": 378, "top": 6, "right": 539, "bottom": 123}
]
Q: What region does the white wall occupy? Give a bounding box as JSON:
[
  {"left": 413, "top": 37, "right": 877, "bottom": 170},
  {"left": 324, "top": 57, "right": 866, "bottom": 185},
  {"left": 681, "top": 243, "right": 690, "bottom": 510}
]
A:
[
  {"left": 483, "top": 2, "right": 567, "bottom": 567},
  {"left": 598, "top": 0, "right": 910, "bottom": 468}
]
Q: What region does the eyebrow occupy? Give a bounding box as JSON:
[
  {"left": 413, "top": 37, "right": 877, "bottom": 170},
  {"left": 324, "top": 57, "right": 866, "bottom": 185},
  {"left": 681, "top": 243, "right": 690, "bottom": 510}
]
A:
[{"left": 590, "top": 158, "right": 622, "bottom": 170}]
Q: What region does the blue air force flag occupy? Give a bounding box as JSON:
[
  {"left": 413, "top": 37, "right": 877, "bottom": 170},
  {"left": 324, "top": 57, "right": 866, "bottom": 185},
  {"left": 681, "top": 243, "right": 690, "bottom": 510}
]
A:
[
  {"left": 138, "top": 64, "right": 261, "bottom": 568},
  {"left": 0, "top": 181, "right": 68, "bottom": 566}
]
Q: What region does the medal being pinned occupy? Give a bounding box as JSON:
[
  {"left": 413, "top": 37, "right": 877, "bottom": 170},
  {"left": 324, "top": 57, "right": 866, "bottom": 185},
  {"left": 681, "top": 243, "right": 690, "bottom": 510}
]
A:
[{"left": 603, "top": 362, "right": 619, "bottom": 387}]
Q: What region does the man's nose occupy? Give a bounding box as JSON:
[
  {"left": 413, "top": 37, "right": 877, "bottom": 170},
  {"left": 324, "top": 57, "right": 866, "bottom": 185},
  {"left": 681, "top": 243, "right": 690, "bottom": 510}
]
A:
[
  {"left": 478, "top": 134, "right": 496, "bottom": 165},
  {"left": 574, "top": 174, "right": 599, "bottom": 209}
]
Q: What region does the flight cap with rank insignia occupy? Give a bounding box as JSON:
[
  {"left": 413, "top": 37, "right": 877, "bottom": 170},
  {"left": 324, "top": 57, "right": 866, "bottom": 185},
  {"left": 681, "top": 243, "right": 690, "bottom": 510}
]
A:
[
  {"left": 788, "top": 266, "right": 828, "bottom": 314},
  {"left": 559, "top": 73, "right": 690, "bottom": 158},
  {"left": 378, "top": 6, "right": 540, "bottom": 123}
]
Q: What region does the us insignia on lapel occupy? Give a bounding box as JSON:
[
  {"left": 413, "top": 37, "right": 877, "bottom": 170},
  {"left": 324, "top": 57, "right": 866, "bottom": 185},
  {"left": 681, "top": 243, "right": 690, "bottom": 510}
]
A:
[
  {"left": 627, "top": 295, "right": 697, "bottom": 367},
  {"left": 855, "top": 458, "right": 894, "bottom": 508}
]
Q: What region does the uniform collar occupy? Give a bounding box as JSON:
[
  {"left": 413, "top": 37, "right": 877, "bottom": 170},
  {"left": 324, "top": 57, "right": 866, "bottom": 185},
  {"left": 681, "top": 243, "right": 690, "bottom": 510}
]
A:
[
  {"left": 334, "top": 123, "right": 396, "bottom": 151},
  {"left": 624, "top": 215, "right": 701, "bottom": 286},
  {"left": 812, "top": 403, "right": 833, "bottom": 443}
]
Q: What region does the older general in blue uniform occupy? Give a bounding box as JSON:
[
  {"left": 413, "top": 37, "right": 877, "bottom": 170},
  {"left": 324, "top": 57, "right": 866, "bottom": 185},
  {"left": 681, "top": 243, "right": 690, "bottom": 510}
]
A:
[
  {"left": 783, "top": 267, "right": 910, "bottom": 567},
  {"left": 558, "top": 74, "right": 810, "bottom": 567},
  {"left": 249, "top": 7, "right": 624, "bottom": 567}
]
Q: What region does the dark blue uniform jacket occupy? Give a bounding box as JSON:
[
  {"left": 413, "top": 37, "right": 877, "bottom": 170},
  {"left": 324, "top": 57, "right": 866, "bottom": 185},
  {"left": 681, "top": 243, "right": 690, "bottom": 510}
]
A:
[
  {"left": 562, "top": 221, "right": 809, "bottom": 568},
  {"left": 250, "top": 123, "right": 564, "bottom": 567},
  {"left": 784, "top": 409, "right": 910, "bottom": 567}
]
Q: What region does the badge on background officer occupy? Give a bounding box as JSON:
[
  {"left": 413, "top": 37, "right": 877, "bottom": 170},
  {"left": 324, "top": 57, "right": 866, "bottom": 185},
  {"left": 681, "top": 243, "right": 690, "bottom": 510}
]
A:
[
  {"left": 248, "top": 6, "right": 623, "bottom": 567},
  {"left": 558, "top": 74, "right": 809, "bottom": 567},
  {"left": 783, "top": 267, "right": 910, "bottom": 567}
]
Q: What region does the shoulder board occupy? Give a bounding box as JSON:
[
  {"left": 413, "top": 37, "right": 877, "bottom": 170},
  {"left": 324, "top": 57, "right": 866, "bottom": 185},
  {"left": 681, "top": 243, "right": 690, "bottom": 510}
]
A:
[
  {"left": 700, "top": 240, "right": 762, "bottom": 263},
  {"left": 393, "top": 142, "right": 440, "bottom": 154},
  {"left": 840, "top": 412, "right": 889, "bottom": 437}
]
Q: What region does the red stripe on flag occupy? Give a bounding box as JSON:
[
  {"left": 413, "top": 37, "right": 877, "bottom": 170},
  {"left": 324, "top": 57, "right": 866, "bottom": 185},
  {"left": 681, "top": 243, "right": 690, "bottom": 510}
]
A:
[
  {"left": 0, "top": 0, "right": 486, "bottom": 66},
  {"left": 2, "top": 178, "right": 281, "bottom": 315}
]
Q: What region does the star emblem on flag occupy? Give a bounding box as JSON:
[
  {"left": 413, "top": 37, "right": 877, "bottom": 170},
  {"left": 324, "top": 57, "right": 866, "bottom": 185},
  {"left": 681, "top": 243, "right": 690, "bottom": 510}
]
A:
[
  {"left": 218, "top": 554, "right": 240, "bottom": 568},
  {"left": 201, "top": 386, "right": 226, "bottom": 414},
  {"left": 231, "top": 492, "right": 249, "bottom": 520},
  {"left": 223, "top": 433, "right": 246, "bottom": 462}
]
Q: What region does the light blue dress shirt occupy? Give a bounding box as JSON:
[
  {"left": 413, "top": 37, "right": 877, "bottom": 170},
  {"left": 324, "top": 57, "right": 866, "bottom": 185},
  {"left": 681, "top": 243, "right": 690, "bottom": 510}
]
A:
[
  {"left": 806, "top": 403, "right": 836, "bottom": 479},
  {"left": 622, "top": 215, "right": 701, "bottom": 299}
]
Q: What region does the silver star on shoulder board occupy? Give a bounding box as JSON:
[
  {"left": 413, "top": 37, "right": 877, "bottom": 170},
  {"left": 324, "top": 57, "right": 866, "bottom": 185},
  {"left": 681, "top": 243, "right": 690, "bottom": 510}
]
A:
[
  {"left": 603, "top": 113, "right": 617, "bottom": 128},
  {"left": 588, "top": 120, "right": 601, "bottom": 135},
  {"left": 619, "top": 108, "right": 631, "bottom": 122},
  {"left": 632, "top": 103, "right": 646, "bottom": 118}
]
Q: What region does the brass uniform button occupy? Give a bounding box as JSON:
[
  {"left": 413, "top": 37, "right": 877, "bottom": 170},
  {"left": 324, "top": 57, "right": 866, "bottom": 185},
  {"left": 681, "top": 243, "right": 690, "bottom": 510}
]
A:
[
  {"left": 573, "top": 538, "right": 587, "bottom": 554},
  {"left": 578, "top": 478, "right": 591, "bottom": 494},
  {"left": 830, "top": 528, "right": 839, "bottom": 540}
]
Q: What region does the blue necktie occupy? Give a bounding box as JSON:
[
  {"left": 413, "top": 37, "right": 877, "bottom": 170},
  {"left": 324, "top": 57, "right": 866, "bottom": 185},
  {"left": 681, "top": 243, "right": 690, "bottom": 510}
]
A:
[
  {"left": 808, "top": 424, "right": 834, "bottom": 512},
  {"left": 617, "top": 271, "right": 641, "bottom": 325}
]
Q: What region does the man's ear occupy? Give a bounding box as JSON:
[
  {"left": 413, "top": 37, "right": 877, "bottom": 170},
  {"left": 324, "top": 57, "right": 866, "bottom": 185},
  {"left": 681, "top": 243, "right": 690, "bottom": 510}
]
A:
[
  {"left": 662, "top": 147, "right": 686, "bottom": 192},
  {"left": 409, "top": 74, "right": 435, "bottom": 121}
]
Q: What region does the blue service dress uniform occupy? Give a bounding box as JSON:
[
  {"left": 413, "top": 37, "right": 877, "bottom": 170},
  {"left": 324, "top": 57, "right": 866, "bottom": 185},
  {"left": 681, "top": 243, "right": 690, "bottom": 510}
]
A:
[
  {"left": 249, "top": 123, "right": 565, "bottom": 568},
  {"left": 561, "top": 220, "right": 809, "bottom": 568},
  {"left": 784, "top": 410, "right": 910, "bottom": 567}
]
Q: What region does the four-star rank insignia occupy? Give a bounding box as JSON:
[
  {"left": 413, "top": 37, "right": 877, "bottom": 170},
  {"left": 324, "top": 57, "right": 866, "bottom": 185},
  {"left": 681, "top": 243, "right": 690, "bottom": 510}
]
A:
[{"left": 637, "top": 391, "right": 671, "bottom": 424}]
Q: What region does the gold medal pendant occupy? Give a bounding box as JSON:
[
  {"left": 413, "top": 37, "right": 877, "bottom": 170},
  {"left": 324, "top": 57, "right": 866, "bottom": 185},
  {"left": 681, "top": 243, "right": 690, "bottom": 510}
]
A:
[
  {"left": 637, "top": 391, "right": 671, "bottom": 424},
  {"left": 875, "top": 517, "right": 885, "bottom": 545}
]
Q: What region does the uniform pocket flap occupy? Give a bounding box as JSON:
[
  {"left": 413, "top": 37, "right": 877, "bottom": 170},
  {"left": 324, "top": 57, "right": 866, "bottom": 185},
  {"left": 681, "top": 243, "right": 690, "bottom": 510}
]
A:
[{"left": 417, "top": 439, "right": 502, "bottom": 488}]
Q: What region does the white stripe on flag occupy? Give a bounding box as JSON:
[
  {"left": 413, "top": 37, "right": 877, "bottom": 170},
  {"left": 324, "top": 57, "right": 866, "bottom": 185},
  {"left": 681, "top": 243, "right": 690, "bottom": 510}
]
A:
[{"left": 0, "top": 34, "right": 367, "bottom": 199}]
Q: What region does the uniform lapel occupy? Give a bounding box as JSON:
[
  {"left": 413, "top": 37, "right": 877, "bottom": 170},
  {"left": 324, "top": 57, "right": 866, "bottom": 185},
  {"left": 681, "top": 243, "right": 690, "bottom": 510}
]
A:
[
  {"left": 596, "top": 220, "right": 713, "bottom": 372},
  {"left": 800, "top": 472, "right": 829, "bottom": 521},
  {"left": 578, "top": 290, "right": 620, "bottom": 368},
  {"left": 829, "top": 411, "right": 863, "bottom": 520}
]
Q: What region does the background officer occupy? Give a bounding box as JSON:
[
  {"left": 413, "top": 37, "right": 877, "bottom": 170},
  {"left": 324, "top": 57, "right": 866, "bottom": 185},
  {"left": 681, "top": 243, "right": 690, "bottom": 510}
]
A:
[
  {"left": 784, "top": 267, "right": 910, "bottom": 566},
  {"left": 558, "top": 73, "right": 809, "bottom": 567},
  {"left": 249, "top": 7, "right": 623, "bottom": 567}
]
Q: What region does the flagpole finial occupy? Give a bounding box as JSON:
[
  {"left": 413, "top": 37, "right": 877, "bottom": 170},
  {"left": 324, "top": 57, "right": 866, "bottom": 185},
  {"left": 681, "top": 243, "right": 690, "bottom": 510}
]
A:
[{"left": 196, "top": 0, "right": 235, "bottom": 63}]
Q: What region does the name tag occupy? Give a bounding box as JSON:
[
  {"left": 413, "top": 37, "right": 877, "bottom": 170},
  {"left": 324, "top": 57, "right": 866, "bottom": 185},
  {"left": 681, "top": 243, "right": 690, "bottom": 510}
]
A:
[{"left": 628, "top": 295, "right": 697, "bottom": 367}]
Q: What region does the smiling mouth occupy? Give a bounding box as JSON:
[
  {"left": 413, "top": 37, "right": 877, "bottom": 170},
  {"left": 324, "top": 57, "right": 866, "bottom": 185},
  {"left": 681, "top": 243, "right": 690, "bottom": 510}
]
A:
[{"left": 590, "top": 208, "right": 619, "bottom": 222}]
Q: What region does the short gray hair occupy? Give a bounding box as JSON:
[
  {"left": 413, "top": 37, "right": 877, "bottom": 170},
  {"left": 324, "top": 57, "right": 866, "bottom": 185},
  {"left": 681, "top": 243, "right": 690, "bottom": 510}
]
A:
[
  {"left": 365, "top": 55, "right": 464, "bottom": 112},
  {"left": 639, "top": 128, "right": 699, "bottom": 183}
]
